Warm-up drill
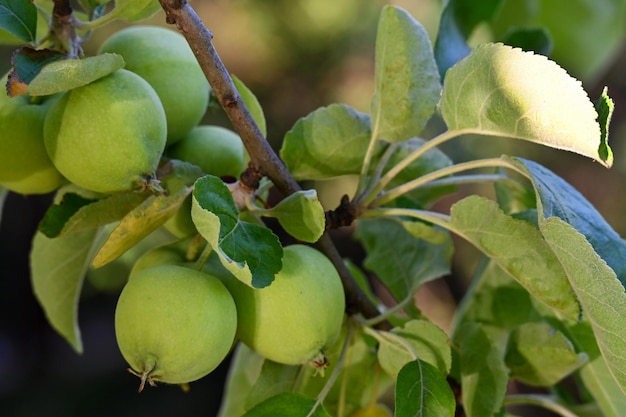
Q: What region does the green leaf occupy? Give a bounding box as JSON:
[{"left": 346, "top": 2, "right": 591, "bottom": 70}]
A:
[
  {"left": 85, "top": 0, "right": 161, "bottom": 28},
  {"left": 243, "top": 392, "right": 331, "bottom": 417},
  {"left": 507, "top": 157, "right": 626, "bottom": 285},
  {"left": 501, "top": 27, "right": 553, "bottom": 56},
  {"left": 395, "top": 359, "right": 455, "bottom": 417},
  {"left": 595, "top": 87, "right": 614, "bottom": 166},
  {"left": 565, "top": 322, "right": 626, "bottom": 417},
  {"left": 355, "top": 217, "right": 452, "bottom": 316},
  {"left": 489, "top": 0, "right": 626, "bottom": 81},
  {"left": 505, "top": 322, "right": 587, "bottom": 386},
  {"left": 0, "top": 0, "right": 37, "bottom": 42},
  {"left": 493, "top": 177, "right": 536, "bottom": 216},
  {"left": 454, "top": 322, "right": 508, "bottom": 417},
  {"left": 217, "top": 343, "right": 266, "bottom": 417},
  {"left": 233, "top": 74, "right": 267, "bottom": 137},
  {"left": 371, "top": 6, "right": 441, "bottom": 142},
  {"left": 541, "top": 217, "right": 626, "bottom": 397},
  {"left": 454, "top": 259, "right": 543, "bottom": 331},
  {"left": 38, "top": 193, "right": 99, "bottom": 238},
  {"left": 377, "top": 319, "right": 451, "bottom": 378},
  {"left": 191, "top": 175, "right": 282, "bottom": 288},
  {"left": 246, "top": 360, "right": 300, "bottom": 410},
  {"left": 92, "top": 187, "right": 191, "bottom": 268},
  {"left": 255, "top": 189, "right": 325, "bottom": 243},
  {"left": 449, "top": 195, "right": 580, "bottom": 321},
  {"left": 440, "top": 43, "right": 611, "bottom": 167},
  {"left": 28, "top": 53, "right": 126, "bottom": 96},
  {"left": 30, "top": 228, "right": 102, "bottom": 353},
  {"left": 280, "top": 104, "right": 373, "bottom": 180},
  {"left": 433, "top": 0, "right": 503, "bottom": 77}
]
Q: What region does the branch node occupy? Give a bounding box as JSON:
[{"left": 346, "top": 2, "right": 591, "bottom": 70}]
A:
[{"left": 325, "top": 195, "right": 357, "bottom": 230}]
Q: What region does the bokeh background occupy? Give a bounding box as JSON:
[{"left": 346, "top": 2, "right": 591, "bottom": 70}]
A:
[{"left": 2, "top": 0, "right": 626, "bottom": 415}]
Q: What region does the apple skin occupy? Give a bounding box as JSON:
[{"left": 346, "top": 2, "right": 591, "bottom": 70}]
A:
[
  {"left": 98, "top": 25, "right": 211, "bottom": 145},
  {"left": 115, "top": 264, "right": 237, "bottom": 388},
  {"left": 0, "top": 78, "right": 64, "bottom": 194},
  {"left": 223, "top": 244, "right": 346, "bottom": 365},
  {"left": 44, "top": 69, "right": 167, "bottom": 194},
  {"left": 168, "top": 125, "right": 248, "bottom": 179}
]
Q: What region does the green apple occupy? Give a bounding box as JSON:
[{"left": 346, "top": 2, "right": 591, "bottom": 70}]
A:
[
  {"left": 168, "top": 125, "right": 248, "bottom": 178},
  {"left": 162, "top": 194, "right": 197, "bottom": 238},
  {"left": 223, "top": 244, "right": 345, "bottom": 366},
  {"left": 44, "top": 69, "right": 167, "bottom": 194},
  {"left": 115, "top": 264, "right": 237, "bottom": 390},
  {"left": 0, "top": 76, "right": 64, "bottom": 194},
  {"left": 98, "top": 25, "right": 211, "bottom": 145}
]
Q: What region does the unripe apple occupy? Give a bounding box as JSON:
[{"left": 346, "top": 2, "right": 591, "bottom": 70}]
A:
[
  {"left": 44, "top": 69, "right": 167, "bottom": 194},
  {"left": 168, "top": 125, "right": 248, "bottom": 179},
  {"left": 0, "top": 76, "right": 64, "bottom": 194},
  {"left": 115, "top": 264, "right": 237, "bottom": 390},
  {"left": 98, "top": 25, "right": 211, "bottom": 145},
  {"left": 223, "top": 244, "right": 345, "bottom": 366},
  {"left": 163, "top": 194, "right": 197, "bottom": 238}
]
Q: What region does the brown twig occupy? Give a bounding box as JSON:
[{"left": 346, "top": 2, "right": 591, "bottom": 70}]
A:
[{"left": 157, "top": 0, "right": 386, "bottom": 327}]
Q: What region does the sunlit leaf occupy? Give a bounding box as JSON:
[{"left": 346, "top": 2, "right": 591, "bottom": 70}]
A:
[
  {"left": 371, "top": 5, "right": 441, "bottom": 142},
  {"left": 440, "top": 43, "right": 611, "bottom": 167},
  {"left": 541, "top": 217, "right": 626, "bottom": 397},
  {"left": 280, "top": 104, "right": 373, "bottom": 180},
  {"left": 489, "top": 0, "right": 626, "bottom": 81},
  {"left": 433, "top": 0, "right": 503, "bottom": 77},
  {"left": 233, "top": 74, "right": 266, "bottom": 137},
  {"left": 30, "top": 228, "right": 102, "bottom": 353},
  {"left": 395, "top": 359, "right": 455, "bottom": 417},
  {"left": 449, "top": 195, "right": 580, "bottom": 321},
  {"left": 28, "top": 53, "right": 126, "bottom": 96}
]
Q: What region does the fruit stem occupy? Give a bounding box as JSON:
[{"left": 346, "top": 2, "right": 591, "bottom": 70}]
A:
[
  {"left": 157, "top": 0, "right": 389, "bottom": 329},
  {"left": 305, "top": 322, "right": 355, "bottom": 417}
]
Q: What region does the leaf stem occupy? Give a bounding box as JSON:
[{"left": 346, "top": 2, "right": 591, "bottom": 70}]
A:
[
  {"left": 504, "top": 394, "right": 580, "bottom": 417},
  {"left": 362, "top": 207, "right": 451, "bottom": 230},
  {"left": 359, "top": 128, "right": 482, "bottom": 205},
  {"left": 371, "top": 157, "right": 508, "bottom": 207},
  {"left": 361, "top": 325, "right": 419, "bottom": 360},
  {"left": 361, "top": 292, "right": 418, "bottom": 327}
]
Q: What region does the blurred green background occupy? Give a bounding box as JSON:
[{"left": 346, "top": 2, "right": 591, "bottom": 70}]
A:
[{"left": 1, "top": 0, "right": 626, "bottom": 415}]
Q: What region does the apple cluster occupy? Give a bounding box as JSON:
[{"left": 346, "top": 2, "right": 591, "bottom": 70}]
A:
[
  {"left": 115, "top": 243, "right": 346, "bottom": 390},
  {"left": 0, "top": 25, "right": 247, "bottom": 196}
]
